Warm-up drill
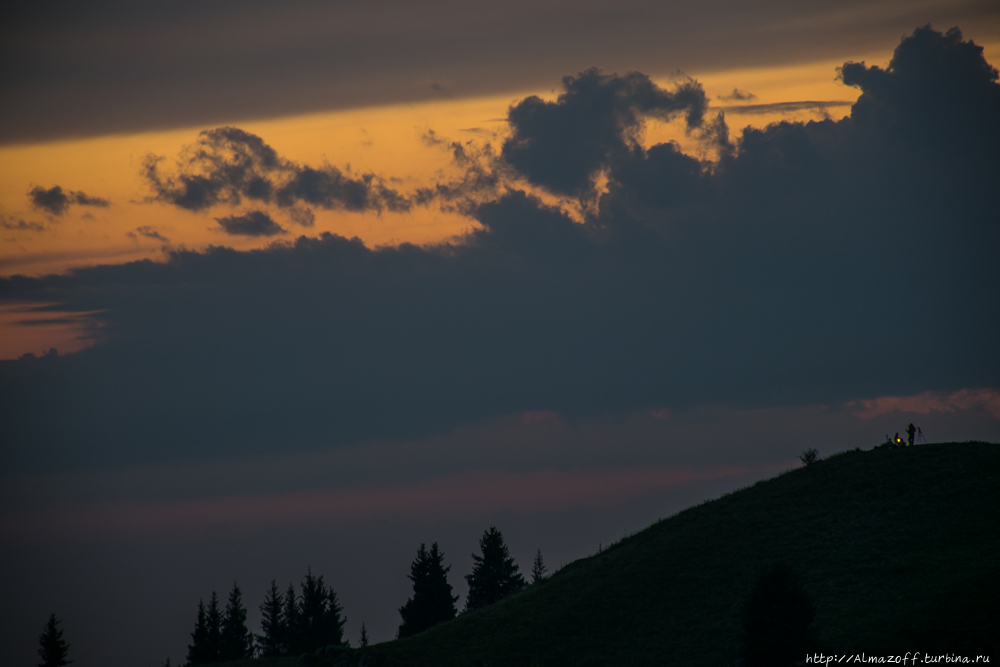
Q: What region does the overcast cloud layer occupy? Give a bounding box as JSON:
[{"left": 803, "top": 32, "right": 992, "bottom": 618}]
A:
[
  {"left": 1, "top": 26, "right": 998, "bottom": 474},
  {"left": 2, "top": 0, "right": 999, "bottom": 144}
]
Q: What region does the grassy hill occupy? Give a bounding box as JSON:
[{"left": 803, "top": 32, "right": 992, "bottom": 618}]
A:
[{"left": 223, "top": 442, "right": 1000, "bottom": 667}]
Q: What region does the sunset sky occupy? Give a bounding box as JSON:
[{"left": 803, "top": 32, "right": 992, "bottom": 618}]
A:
[{"left": 2, "top": 1, "right": 999, "bottom": 665}]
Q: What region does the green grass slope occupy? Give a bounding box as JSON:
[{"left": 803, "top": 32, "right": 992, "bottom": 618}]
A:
[{"left": 363, "top": 442, "right": 999, "bottom": 667}]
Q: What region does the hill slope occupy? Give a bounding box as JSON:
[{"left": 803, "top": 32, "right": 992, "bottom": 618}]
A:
[{"left": 361, "top": 442, "right": 999, "bottom": 666}]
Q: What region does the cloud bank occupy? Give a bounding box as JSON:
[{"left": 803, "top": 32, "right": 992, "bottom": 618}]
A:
[{"left": 1, "top": 26, "right": 997, "bottom": 473}]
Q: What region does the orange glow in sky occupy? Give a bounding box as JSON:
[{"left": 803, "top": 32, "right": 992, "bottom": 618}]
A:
[{"left": 2, "top": 42, "right": 997, "bottom": 358}]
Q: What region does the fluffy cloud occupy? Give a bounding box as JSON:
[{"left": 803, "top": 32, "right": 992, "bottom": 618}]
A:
[
  {"left": 142, "top": 127, "right": 409, "bottom": 214},
  {"left": 502, "top": 69, "right": 708, "bottom": 196},
  {"left": 1, "top": 27, "right": 997, "bottom": 473},
  {"left": 28, "top": 185, "right": 110, "bottom": 216},
  {"left": 840, "top": 25, "right": 1000, "bottom": 170}
]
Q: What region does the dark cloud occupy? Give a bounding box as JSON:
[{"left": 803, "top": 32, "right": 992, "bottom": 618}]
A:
[
  {"left": 1, "top": 27, "right": 997, "bottom": 475},
  {"left": 30, "top": 187, "right": 71, "bottom": 215},
  {"left": 416, "top": 131, "right": 504, "bottom": 209},
  {"left": 28, "top": 185, "right": 110, "bottom": 216},
  {"left": 719, "top": 100, "right": 853, "bottom": 115},
  {"left": 502, "top": 69, "right": 708, "bottom": 196},
  {"left": 287, "top": 207, "right": 315, "bottom": 228},
  {"left": 17, "top": 348, "right": 58, "bottom": 360},
  {"left": 142, "top": 127, "right": 409, "bottom": 213},
  {"left": 1, "top": 215, "right": 45, "bottom": 232},
  {"left": 273, "top": 167, "right": 407, "bottom": 212},
  {"left": 603, "top": 141, "right": 711, "bottom": 210},
  {"left": 72, "top": 192, "right": 109, "bottom": 208},
  {"left": 718, "top": 88, "right": 757, "bottom": 102},
  {"left": 840, "top": 25, "right": 1000, "bottom": 170},
  {"left": 215, "top": 211, "right": 286, "bottom": 237},
  {"left": 126, "top": 226, "right": 170, "bottom": 243}
]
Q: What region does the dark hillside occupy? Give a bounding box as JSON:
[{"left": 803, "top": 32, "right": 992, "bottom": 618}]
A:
[{"left": 360, "top": 442, "right": 999, "bottom": 666}]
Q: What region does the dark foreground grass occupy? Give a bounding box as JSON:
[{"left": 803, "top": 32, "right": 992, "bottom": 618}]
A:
[{"left": 216, "top": 442, "right": 999, "bottom": 667}]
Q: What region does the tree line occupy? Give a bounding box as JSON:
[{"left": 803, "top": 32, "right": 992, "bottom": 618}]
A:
[
  {"left": 34, "top": 526, "right": 543, "bottom": 665},
  {"left": 36, "top": 531, "right": 822, "bottom": 667},
  {"left": 188, "top": 569, "right": 345, "bottom": 663},
  {"left": 183, "top": 526, "right": 544, "bottom": 663}
]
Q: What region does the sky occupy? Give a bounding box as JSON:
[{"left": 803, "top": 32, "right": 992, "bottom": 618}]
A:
[{"left": 2, "top": 1, "right": 1000, "bottom": 665}]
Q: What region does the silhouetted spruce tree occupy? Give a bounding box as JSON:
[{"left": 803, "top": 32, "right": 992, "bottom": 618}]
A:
[
  {"left": 398, "top": 542, "right": 459, "bottom": 638},
  {"left": 37, "top": 614, "right": 72, "bottom": 667},
  {"left": 186, "top": 600, "right": 210, "bottom": 664},
  {"left": 465, "top": 527, "right": 526, "bottom": 610},
  {"left": 220, "top": 582, "right": 253, "bottom": 660},
  {"left": 204, "top": 592, "right": 223, "bottom": 662},
  {"left": 531, "top": 548, "right": 547, "bottom": 584},
  {"left": 283, "top": 582, "right": 301, "bottom": 655},
  {"left": 358, "top": 623, "right": 369, "bottom": 648},
  {"left": 740, "top": 564, "right": 820, "bottom": 667},
  {"left": 257, "top": 580, "right": 285, "bottom": 657},
  {"left": 298, "top": 569, "right": 346, "bottom": 652}
]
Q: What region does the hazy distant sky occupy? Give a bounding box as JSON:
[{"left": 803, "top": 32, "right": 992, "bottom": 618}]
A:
[
  {"left": 3, "top": 0, "right": 998, "bottom": 144},
  {"left": 1, "top": 2, "right": 999, "bottom": 666}
]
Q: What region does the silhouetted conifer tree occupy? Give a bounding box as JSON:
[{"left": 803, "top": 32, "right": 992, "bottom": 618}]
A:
[
  {"left": 37, "top": 614, "right": 72, "bottom": 667},
  {"left": 257, "top": 579, "right": 285, "bottom": 657},
  {"left": 740, "top": 564, "right": 820, "bottom": 667},
  {"left": 358, "top": 623, "right": 369, "bottom": 648},
  {"left": 531, "top": 548, "right": 547, "bottom": 584},
  {"left": 283, "top": 582, "right": 301, "bottom": 655},
  {"left": 220, "top": 582, "right": 253, "bottom": 660},
  {"left": 186, "top": 600, "right": 210, "bottom": 664},
  {"left": 298, "top": 568, "right": 346, "bottom": 652},
  {"left": 205, "top": 592, "right": 223, "bottom": 661},
  {"left": 465, "top": 527, "right": 526, "bottom": 610},
  {"left": 398, "top": 542, "right": 459, "bottom": 638}
]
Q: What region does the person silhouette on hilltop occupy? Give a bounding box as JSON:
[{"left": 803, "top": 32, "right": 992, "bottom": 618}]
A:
[{"left": 906, "top": 423, "right": 916, "bottom": 447}]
